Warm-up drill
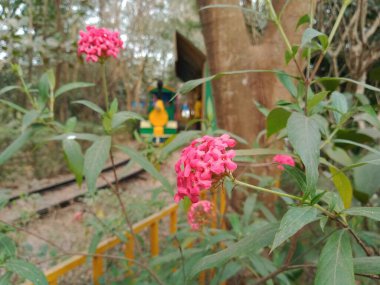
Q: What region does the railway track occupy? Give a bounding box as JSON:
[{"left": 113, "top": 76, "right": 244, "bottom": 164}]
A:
[{"left": 0, "top": 157, "right": 144, "bottom": 223}]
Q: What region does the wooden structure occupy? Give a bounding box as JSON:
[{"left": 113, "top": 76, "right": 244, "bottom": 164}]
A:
[
  {"left": 25, "top": 190, "right": 227, "bottom": 285},
  {"left": 175, "top": 31, "right": 217, "bottom": 130}
]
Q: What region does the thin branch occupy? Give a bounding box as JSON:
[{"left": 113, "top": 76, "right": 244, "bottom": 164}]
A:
[
  {"left": 109, "top": 150, "right": 143, "bottom": 257},
  {"left": 254, "top": 264, "right": 315, "bottom": 285},
  {"left": 364, "top": 14, "right": 380, "bottom": 42},
  {"left": 347, "top": 227, "right": 372, "bottom": 256},
  {"left": 174, "top": 235, "right": 187, "bottom": 284}
]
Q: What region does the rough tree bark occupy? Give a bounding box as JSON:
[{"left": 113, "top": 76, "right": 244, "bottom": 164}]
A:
[{"left": 198, "top": 0, "right": 310, "bottom": 144}]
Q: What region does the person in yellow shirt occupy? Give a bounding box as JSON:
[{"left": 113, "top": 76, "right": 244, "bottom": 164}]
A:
[{"left": 194, "top": 95, "right": 202, "bottom": 130}]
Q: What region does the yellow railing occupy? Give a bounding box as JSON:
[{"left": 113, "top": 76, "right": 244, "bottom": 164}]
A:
[{"left": 26, "top": 190, "right": 226, "bottom": 285}]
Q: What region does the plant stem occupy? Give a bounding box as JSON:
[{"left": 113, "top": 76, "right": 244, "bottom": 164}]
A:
[
  {"left": 16, "top": 68, "right": 37, "bottom": 109},
  {"left": 233, "top": 179, "right": 303, "bottom": 201},
  {"left": 265, "top": 0, "right": 306, "bottom": 82},
  {"left": 101, "top": 62, "right": 109, "bottom": 111},
  {"left": 309, "top": 1, "right": 351, "bottom": 82},
  {"left": 109, "top": 150, "right": 143, "bottom": 257}
]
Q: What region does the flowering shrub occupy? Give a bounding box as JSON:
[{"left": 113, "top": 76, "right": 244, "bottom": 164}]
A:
[
  {"left": 1, "top": 1, "right": 380, "bottom": 285},
  {"left": 174, "top": 134, "right": 237, "bottom": 203},
  {"left": 77, "top": 26, "right": 123, "bottom": 62},
  {"left": 272, "top": 154, "right": 295, "bottom": 170},
  {"left": 187, "top": 200, "right": 215, "bottom": 230}
]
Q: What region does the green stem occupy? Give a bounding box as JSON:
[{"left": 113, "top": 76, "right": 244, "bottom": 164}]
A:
[
  {"left": 327, "top": 1, "right": 350, "bottom": 48},
  {"left": 17, "top": 69, "right": 37, "bottom": 109},
  {"left": 265, "top": 0, "right": 306, "bottom": 81},
  {"left": 234, "top": 179, "right": 303, "bottom": 201},
  {"left": 233, "top": 178, "right": 347, "bottom": 224},
  {"left": 101, "top": 62, "right": 109, "bottom": 111}
]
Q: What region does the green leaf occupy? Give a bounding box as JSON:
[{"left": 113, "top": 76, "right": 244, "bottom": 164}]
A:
[
  {"left": 356, "top": 105, "right": 380, "bottom": 129},
  {"left": 55, "top": 82, "right": 94, "bottom": 98},
  {"left": 159, "top": 130, "right": 201, "bottom": 160},
  {"left": 189, "top": 222, "right": 278, "bottom": 278},
  {"left": 0, "top": 233, "right": 16, "bottom": 257},
  {"left": 63, "top": 139, "right": 84, "bottom": 186},
  {"left": 242, "top": 195, "right": 257, "bottom": 226},
  {"left": 287, "top": 113, "right": 320, "bottom": 196},
  {"left": 38, "top": 72, "right": 50, "bottom": 103},
  {"left": 111, "top": 111, "right": 143, "bottom": 129},
  {"left": 102, "top": 114, "right": 112, "bottom": 134},
  {"left": 0, "top": 85, "right": 21, "bottom": 96},
  {"left": 266, "top": 108, "right": 291, "bottom": 137},
  {"left": 84, "top": 136, "right": 111, "bottom": 193},
  {"left": 285, "top": 45, "right": 299, "bottom": 65},
  {"left": 271, "top": 206, "right": 319, "bottom": 252},
  {"left": 46, "top": 69, "right": 55, "bottom": 91},
  {"left": 65, "top": 117, "right": 77, "bottom": 132},
  {"left": 283, "top": 165, "right": 306, "bottom": 192},
  {"left": 296, "top": 14, "right": 310, "bottom": 29},
  {"left": 276, "top": 72, "right": 297, "bottom": 98},
  {"left": 117, "top": 145, "right": 172, "bottom": 193},
  {"left": 307, "top": 91, "right": 329, "bottom": 111},
  {"left": 329, "top": 165, "right": 352, "bottom": 208},
  {"left": 0, "top": 99, "right": 28, "bottom": 113},
  {"left": 22, "top": 110, "right": 39, "bottom": 131},
  {"left": 87, "top": 230, "right": 103, "bottom": 262},
  {"left": 353, "top": 257, "right": 380, "bottom": 274},
  {"left": 353, "top": 153, "right": 380, "bottom": 201},
  {"left": 0, "top": 129, "right": 33, "bottom": 165},
  {"left": 0, "top": 272, "right": 13, "bottom": 285},
  {"left": 73, "top": 100, "right": 104, "bottom": 115},
  {"left": 323, "top": 146, "right": 352, "bottom": 166},
  {"left": 334, "top": 139, "right": 380, "bottom": 156},
  {"left": 314, "top": 77, "right": 380, "bottom": 93},
  {"left": 109, "top": 98, "right": 118, "bottom": 115},
  {"left": 253, "top": 99, "right": 270, "bottom": 117},
  {"left": 301, "top": 28, "right": 328, "bottom": 49},
  {"left": 5, "top": 259, "right": 48, "bottom": 285},
  {"left": 218, "top": 261, "right": 242, "bottom": 282},
  {"left": 343, "top": 207, "right": 380, "bottom": 222},
  {"left": 315, "top": 230, "right": 354, "bottom": 285},
  {"left": 331, "top": 91, "right": 348, "bottom": 123}
]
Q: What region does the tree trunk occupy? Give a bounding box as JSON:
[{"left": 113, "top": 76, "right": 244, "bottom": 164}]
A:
[
  {"left": 198, "top": 0, "right": 310, "bottom": 144},
  {"left": 198, "top": 0, "right": 310, "bottom": 214}
]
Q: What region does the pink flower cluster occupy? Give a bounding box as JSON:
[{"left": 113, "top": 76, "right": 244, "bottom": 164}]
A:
[
  {"left": 78, "top": 26, "right": 123, "bottom": 63},
  {"left": 174, "top": 134, "right": 237, "bottom": 203},
  {"left": 272, "top": 154, "right": 295, "bottom": 170},
  {"left": 187, "top": 200, "right": 215, "bottom": 230}
]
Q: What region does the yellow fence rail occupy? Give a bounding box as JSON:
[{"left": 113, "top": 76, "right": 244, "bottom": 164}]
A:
[{"left": 26, "top": 190, "right": 226, "bottom": 285}]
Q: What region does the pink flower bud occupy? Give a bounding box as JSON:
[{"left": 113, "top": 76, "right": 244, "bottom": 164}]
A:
[{"left": 272, "top": 154, "right": 295, "bottom": 170}]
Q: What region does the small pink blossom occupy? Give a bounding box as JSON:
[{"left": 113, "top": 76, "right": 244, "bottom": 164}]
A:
[
  {"left": 174, "top": 134, "right": 237, "bottom": 203},
  {"left": 273, "top": 154, "right": 295, "bottom": 170},
  {"left": 187, "top": 200, "right": 215, "bottom": 230},
  {"left": 77, "top": 26, "right": 123, "bottom": 63}
]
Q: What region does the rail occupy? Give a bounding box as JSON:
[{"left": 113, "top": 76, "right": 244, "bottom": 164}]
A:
[{"left": 26, "top": 189, "right": 227, "bottom": 285}]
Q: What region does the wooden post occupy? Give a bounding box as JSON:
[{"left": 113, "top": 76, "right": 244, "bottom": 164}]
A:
[
  {"left": 92, "top": 254, "right": 103, "bottom": 285},
  {"left": 170, "top": 209, "right": 177, "bottom": 234},
  {"left": 150, "top": 221, "right": 159, "bottom": 256}
]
